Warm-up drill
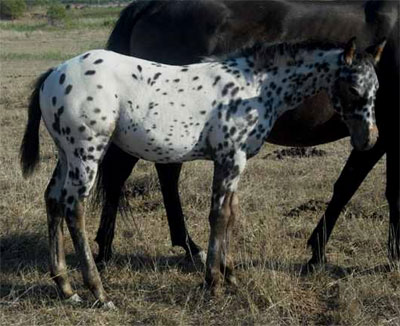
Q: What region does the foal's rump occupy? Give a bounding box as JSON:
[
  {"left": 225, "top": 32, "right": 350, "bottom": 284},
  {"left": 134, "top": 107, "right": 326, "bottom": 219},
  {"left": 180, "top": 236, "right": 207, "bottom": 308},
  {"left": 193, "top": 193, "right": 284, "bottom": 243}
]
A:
[
  {"left": 38, "top": 49, "right": 215, "bottom": 166},
  {"left": 39, "top": 50, "right": 122, "bottom": 142}
]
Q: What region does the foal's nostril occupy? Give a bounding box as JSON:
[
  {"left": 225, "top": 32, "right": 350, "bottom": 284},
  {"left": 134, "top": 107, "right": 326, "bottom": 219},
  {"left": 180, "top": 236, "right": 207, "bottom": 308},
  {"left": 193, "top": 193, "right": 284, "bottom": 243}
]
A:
[{"left": 369, "top": 124, "right": 378, "bottom": 135}]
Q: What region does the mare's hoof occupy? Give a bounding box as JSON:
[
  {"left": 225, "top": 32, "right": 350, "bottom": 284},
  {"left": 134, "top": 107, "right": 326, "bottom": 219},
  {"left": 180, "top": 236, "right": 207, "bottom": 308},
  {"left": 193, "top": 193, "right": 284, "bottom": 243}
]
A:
[
  {"left": 95, "top": 252, "right": 112, "bottom": 265},
  {"left": 389, "top": 259, "right": 400, "bottom": 270},
  {"left": 301, "top": 256, "right": 326, "bottom": 275},
  {"left": 389, "top": 249, "right": 400, "bottom": 264},
  {"left": 66, "top": 293, "right": 83, "bottom": 304}
]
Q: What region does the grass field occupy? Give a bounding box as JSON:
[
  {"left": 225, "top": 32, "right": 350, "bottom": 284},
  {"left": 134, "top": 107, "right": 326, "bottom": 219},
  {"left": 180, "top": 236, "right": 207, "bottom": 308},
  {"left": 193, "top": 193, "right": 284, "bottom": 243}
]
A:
[{"left": 0, "top": 6, "right": 399, "bottom": 326}]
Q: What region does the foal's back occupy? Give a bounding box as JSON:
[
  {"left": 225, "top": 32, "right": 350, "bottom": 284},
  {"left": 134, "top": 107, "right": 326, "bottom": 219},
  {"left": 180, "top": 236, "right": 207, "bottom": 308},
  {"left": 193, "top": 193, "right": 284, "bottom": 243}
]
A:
[{"left": 40, "top": 50, "right": 256, "bottom": 164}]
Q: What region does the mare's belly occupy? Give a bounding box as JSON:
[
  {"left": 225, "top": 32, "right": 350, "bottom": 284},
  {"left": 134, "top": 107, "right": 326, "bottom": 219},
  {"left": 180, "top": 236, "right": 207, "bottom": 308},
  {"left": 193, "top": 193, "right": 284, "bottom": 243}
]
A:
[{"left": 268, "top": 92, "right": 347, "bottom": 146}]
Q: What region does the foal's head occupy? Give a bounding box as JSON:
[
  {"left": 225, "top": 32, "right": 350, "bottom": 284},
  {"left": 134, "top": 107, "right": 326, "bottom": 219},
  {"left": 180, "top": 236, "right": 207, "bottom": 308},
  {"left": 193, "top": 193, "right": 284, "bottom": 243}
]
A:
[{"left": 332, "top": 38, "right": 386, "bottom": 151}]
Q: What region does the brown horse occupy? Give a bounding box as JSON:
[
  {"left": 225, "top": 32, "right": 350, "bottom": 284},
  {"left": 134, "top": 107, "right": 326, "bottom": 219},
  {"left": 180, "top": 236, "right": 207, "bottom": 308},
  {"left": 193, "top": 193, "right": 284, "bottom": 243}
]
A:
[{"left": 95, "top": 0, "right": 399, "bottom": 268}]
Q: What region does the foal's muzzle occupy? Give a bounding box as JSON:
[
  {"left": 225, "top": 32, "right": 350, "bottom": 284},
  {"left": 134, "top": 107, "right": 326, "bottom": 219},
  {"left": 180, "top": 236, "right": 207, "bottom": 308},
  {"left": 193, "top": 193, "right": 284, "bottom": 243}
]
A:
[{"left": 346, "top": 119, "right": 379, "bottom": 151}]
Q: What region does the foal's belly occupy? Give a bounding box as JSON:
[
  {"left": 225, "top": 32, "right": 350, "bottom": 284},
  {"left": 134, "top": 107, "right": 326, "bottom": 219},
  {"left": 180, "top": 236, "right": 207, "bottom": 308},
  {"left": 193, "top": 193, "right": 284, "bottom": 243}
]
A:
[{"left": 113, "top": 117, "right": 207, "bottom": 163}]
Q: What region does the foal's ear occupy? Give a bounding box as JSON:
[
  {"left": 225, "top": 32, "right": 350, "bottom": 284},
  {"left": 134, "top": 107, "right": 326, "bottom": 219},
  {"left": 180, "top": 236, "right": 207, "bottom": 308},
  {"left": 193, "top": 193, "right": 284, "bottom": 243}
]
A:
[
  {"left": 343, "top": 37, "right": 357, "bottom": 65},
  {"left": 365, "top": 38, "right": 387, "bottom": 65}
]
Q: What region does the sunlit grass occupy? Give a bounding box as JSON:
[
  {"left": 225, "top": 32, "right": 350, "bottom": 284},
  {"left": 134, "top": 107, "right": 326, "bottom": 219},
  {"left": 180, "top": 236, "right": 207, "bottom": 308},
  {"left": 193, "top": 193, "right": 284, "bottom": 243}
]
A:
[{"left": 0, "top": 4, "right": 398, "bottom": 326}]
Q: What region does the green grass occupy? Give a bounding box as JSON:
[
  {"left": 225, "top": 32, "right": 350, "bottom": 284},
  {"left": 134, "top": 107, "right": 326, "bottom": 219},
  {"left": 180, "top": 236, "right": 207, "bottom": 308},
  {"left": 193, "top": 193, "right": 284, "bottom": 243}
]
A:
[
  {"left": 67, "top": 6, "right": 122, "bottom": 19},
  {"left": 0, "top": 5, "right": 118, "bottom": 32},
  {"left": 0, "top": 21, "right": 49, "bottom": 32},
  {"left": 0, "top": 51, "right": 73, "bottom": 61}
]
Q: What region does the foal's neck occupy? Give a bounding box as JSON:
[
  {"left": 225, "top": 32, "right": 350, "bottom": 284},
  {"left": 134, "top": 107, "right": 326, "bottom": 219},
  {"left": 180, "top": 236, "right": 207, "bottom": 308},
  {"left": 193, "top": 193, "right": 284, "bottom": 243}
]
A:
[{"left": 258, "top": 49, "right": 341, "bottom": 117}]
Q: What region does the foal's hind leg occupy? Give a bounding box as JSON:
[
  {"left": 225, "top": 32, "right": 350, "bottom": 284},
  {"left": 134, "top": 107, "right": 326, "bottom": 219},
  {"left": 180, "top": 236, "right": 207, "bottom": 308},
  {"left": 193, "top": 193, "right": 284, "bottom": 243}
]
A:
[
  {"left": 45, "top": 159, "right": 79, "bottom": 301},
  {"left": 62, "top": 141, "right": 114, "bottom": 306}
]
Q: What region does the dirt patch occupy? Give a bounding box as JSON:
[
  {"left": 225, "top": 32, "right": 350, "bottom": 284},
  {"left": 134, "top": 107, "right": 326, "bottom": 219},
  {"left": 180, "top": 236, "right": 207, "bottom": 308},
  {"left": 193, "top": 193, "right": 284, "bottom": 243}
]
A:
[
  {"left": 124, "top": 176, "right": 159, "bottom": 198},
  {"left": 264, "top": 147, "right": 327, "bottom": 160},
  {"left": 286, "top": 199, "right": 328, "bottom": 218},
  {"left": 343, "top": 203, "right": 386, "bottom": 220},
  {"left": 287, "top": 199, "right": 386, "bottom": 220}
]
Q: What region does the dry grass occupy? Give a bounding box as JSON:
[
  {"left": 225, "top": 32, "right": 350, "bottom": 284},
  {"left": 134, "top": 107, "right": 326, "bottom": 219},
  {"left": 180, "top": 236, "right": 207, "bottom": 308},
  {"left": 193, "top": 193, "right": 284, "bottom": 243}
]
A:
[{"left": 1, "top": 8, "right": 399, "bottom": 326}]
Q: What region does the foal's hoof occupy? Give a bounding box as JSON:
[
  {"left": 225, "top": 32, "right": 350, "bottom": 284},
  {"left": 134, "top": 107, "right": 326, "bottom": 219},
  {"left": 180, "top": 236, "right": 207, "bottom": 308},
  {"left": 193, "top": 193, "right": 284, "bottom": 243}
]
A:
[
  {"left": 92, "top": 300, "right": 117, "bottom": 310},
  {"left": 199, "top": 281, "right": 223, "bottom": 297},
  {"left": 66, "top": 293, "right": 83, "bottom": 304},
  {"left": 225, "top": 274, "right": 238, "bottom": 287},
  {"left": 196, "top": 251, "right": 207, "bottom": 264},
  {"left": 186, "top": 250, "right": 207, "bottom": 265},
  {"left": 102, "top": 301, "right": 117, "bottom": 310}
]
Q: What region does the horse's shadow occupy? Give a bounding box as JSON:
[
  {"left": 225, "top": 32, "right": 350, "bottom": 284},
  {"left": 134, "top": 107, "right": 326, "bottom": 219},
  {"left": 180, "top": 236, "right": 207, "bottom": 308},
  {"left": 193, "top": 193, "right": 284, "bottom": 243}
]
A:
[
  {"left": 1, "top": 232, "right": 394, "bottom": 303},
  {"left": 0, "top": 232, "right": 50, "bottom": 275},
  {"left": 236, "top": 259, "right": 394, "bottom": 280},
  {"left": 104, "top": 252, "right": 394, "bottom": 282},
  {"left": 99, "top": 252, "right": 205, "bottom": 274}
]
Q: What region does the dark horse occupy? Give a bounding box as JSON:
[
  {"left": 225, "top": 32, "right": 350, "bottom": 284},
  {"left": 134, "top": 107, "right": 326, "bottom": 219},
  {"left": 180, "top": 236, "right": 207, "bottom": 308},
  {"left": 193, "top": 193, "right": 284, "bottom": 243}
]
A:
[{"left": 95, "top": 0, "right": 399, "bottom": 267}]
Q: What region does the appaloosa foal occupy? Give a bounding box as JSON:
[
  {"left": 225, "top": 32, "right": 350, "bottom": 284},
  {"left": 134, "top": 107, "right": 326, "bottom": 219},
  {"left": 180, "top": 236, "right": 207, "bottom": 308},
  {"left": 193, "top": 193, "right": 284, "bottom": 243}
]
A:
[{"left": 20, "top": 37, "right": 385, "bottom": 306}]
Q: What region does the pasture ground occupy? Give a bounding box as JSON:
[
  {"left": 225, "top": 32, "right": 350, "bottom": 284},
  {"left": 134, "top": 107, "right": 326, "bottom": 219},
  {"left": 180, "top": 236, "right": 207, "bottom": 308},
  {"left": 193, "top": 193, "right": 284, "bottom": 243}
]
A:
[{"left": 0, "top": 6, "right": 399, "bottom": 326}]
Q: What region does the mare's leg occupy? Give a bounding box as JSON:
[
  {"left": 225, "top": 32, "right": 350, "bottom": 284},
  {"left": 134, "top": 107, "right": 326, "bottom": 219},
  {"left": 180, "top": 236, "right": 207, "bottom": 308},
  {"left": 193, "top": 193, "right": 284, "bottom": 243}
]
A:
[
  {"left": 307, "top": 140, "right": 385, "bottom": 266},
  {"left": 155, "top": 163, "right": 203, "bottom": 259},
  {"left": 95, "top": 144, "right": 138, "bottom": 263},
  {"left": 45, "top": 159, "right": 78, "bottom": 301},
  {"left": 205, "top": 152, "right": 246, "bottom": 292},
  {"left": 386, "top": 132, "right": 400, "bottom": 262}
]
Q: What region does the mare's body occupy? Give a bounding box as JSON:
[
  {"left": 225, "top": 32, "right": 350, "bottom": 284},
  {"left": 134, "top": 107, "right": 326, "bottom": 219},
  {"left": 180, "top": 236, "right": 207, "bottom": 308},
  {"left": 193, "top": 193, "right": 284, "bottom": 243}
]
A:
[{"left": 96, "top": 0, "right": 399, "bottom": 265}]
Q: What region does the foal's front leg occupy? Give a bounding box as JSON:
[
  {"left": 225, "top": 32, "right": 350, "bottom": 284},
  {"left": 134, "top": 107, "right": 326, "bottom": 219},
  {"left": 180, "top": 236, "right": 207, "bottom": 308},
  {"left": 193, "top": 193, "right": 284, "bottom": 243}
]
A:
[{"left": 205, "top": 153, "right": 245, "bottom": 292}]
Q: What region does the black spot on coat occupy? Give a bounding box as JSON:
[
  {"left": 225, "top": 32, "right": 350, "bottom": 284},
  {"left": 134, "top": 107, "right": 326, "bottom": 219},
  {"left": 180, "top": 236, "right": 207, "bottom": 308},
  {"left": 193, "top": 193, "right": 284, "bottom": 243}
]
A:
[{"left": 65, "top": 85, "right": 73, "bottom": 95}]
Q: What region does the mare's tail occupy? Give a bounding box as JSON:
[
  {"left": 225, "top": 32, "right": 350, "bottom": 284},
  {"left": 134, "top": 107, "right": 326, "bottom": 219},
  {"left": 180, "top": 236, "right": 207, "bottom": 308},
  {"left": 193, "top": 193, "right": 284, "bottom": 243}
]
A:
[{"left": 20, "top": 69, "right": 53, "bottom": 178}]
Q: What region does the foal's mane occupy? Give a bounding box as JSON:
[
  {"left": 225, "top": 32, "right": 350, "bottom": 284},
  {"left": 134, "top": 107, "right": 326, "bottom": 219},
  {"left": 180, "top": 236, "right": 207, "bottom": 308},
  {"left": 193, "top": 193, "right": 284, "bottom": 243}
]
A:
[{"left": 205, "top": 40, "right": 346, "bottom": 67}]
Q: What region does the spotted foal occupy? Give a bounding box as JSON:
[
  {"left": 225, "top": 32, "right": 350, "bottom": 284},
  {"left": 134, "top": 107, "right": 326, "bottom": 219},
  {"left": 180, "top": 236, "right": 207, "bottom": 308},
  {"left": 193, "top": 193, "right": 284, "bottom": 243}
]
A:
[{"left": 20, "top": 37, "right": 385, "bottom": 306}]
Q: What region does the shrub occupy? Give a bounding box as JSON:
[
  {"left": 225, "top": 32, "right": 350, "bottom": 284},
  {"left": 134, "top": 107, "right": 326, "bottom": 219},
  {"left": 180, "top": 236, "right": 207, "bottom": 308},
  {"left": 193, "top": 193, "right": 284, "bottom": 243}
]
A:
[
  {"left": 0, "top": 0, "right": 27, "bottom": 20},
  {"left": 28, "top": 0, "right": 49, "bottom": 6},
  {"left": 46, "top": 2, "right": 66, "bottom": 25}
]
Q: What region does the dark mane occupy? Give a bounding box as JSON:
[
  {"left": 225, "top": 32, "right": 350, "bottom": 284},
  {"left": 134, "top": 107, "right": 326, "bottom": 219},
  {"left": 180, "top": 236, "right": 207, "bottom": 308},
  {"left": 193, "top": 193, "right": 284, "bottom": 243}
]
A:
[{"left": 206, "top": 40, "right": 347, "bottom": 66}]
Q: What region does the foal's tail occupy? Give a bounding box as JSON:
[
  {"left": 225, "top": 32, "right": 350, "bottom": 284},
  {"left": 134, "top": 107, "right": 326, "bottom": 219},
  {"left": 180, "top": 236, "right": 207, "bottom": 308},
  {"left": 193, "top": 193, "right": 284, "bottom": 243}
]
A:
[
  {"left": 20, "top": 69, "right": 53, "bottom": 178},
  {"left": 106, "top": 0, "right": 161, "bottom": 54}
]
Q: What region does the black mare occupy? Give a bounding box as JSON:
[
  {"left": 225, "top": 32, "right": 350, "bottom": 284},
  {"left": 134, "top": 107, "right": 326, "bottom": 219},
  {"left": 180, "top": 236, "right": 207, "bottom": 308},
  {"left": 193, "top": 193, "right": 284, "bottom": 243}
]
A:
[{"left": 95, "top": 0, "right": 399, "bottom": 267}]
